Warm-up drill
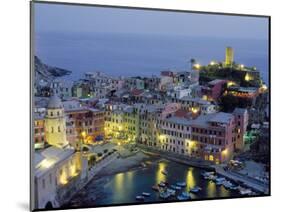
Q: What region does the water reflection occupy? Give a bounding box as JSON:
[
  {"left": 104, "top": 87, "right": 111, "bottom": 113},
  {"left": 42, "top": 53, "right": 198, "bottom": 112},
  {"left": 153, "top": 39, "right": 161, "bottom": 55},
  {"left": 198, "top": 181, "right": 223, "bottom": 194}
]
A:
[
  {"left": 114, "top": 173, "right": 124, "bottom": 193},
  {"left": 186, "top": 168, "right": 196, "bottom": 190},
  {"left": 68, "top": 160, "right": 240, "bottom": 207},
  {"left": 206, "top": 181, "right": 216, "bottom": 197},
  {"left": 156, "top": 162, "right": 167, "bottom": 183}
]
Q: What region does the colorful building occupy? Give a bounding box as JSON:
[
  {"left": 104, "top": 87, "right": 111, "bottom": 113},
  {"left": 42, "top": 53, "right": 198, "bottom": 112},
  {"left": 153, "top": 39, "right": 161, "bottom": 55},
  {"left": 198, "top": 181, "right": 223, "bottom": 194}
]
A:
[{"left": 34, "top": 113, "right": 46, "bottom": 149}]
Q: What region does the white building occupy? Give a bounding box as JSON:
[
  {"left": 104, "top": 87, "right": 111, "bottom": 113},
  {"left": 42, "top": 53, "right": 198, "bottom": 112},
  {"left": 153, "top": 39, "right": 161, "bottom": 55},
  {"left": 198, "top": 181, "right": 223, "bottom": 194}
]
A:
[
  {"left": 34, "top": 95, "right": 84, "bottom": 210},
  {"left": 167, "top": 85, "right": 192, "bottom": 99},
  {"left": 50, "top": 79, "right": 73, "bottom": 99}
]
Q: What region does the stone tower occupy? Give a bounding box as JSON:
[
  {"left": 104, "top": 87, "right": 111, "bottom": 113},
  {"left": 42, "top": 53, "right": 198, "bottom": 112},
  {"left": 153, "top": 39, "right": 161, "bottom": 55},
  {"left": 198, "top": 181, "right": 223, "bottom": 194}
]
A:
[
  {"left": 45, "top": 95, "right": 68, "bottom": 148},
  {"left": 225, "top": 47, "right": 234, "bottom": 67}
]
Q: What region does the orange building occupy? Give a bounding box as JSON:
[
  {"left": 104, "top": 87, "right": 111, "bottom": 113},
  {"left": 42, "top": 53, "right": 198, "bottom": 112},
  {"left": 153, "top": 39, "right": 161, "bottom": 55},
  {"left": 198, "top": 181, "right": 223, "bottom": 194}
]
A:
[
  {"left": 34, "top": 113, "right": 46, "bottom": 149},
  {"left": 65, "top": 107, "right": 105, "bottom": 145}
]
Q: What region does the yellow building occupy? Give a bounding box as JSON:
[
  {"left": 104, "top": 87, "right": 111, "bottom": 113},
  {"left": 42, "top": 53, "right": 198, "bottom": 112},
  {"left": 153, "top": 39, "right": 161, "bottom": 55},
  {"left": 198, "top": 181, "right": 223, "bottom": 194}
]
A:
[
  {"left": 45, "top": 95, "right": 68, "bottom": 148},
  {"left": 33, "top": 95, "right": 85, "bottom": 209}
]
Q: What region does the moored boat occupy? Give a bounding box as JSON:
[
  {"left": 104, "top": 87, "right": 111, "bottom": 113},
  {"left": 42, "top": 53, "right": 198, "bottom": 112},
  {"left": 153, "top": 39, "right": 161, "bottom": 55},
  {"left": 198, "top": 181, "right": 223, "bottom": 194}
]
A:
[
  {"left": 158, "top": 182, "right": 166, "bottom": 187},
  {"left": 222, "top": 180, "right": 234, "bottom": 189},
  {"left": 142, "top": 192, "right": 151, "bottom": 196},
  {"left": 171, "top": 185, "right": 182, "bottom": 190},
  {"left": 190, "top": 186, "right": 202, "bottom": 193},
  {"left": 167, "top": 188, "right": 176, "bottom": 196},
  {"left": 176, "top": 182, "right": 186, "bottom": 187},
  {"left": 215, "top": 177, "right": 226, "bottom": 185},
  {"left": 159, "top": 191, "right": 170, "bottom": 199},
  {"left": 177, "top": 191, "right": 191, "bottom": 200},
  {"left": 136, "top": 195, "right": 145, "bottom": 201},
  {"left": 239, "top": 187, "right": 252, "bottom": 195}
]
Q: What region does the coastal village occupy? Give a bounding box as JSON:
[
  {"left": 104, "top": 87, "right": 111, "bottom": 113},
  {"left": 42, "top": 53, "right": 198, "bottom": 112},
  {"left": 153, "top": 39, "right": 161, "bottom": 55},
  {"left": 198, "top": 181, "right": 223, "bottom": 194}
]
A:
[{"left": 33, "top": 47, "right": 269, "bottom": 209}]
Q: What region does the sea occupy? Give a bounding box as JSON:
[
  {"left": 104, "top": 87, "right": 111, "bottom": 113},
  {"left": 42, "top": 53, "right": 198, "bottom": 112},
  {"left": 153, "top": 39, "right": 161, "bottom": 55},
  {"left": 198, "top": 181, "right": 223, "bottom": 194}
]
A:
[
  {"left": 65, "top": 160, "right": 243, "bottom": 207},
  {"left": 35, "top": 31, "right": 269, "bottom": 85}
]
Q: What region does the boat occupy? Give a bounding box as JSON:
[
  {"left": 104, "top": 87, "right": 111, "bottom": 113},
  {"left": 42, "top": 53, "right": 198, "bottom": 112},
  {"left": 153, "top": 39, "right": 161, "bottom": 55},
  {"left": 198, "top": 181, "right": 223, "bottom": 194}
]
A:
[
  {"left": 158, "top": 182, "right": 166, "bottom": 187},
  {"left": 202, "top": 171, "right": 217, "bottom": 180},
  {"left": 176, "top": 182, "right": 187, "bottom": 187},
  {"left": 171, "top": 185, "right": 182, "bottom": 190},
  {"left": 201, "top": 171, "right": 215, "bottom": 178},
  {"left": 142, "top": 192, "right": 151, "bottom": 197},
  {"left": 152, "top": 185, "right": 159, "bottom": 191},
  {"left": 159, "top": 191, "right": 170, "bottom": 199},
  {"left": 222, "top": 181, "right": 234, "bottom": 189},
  {"left": 161, "top": 181, "right": 169, "bottom": 186},
  {"left": 239, "top": 187, "right": 252, "bottom": 195},
  {"left": 215, "top": 177, "right": 226, "bottom": 185},
  {"left": 167, "top": 188, "right": 176, "bottom": 196},
  {"left": 190, "top": 186, "right": 202, "bottom": 193},
  {"left": 135, "top": 195, "right": 145, "bottom": 201},
  {"left": 177, "top": 192, "right": 191, "bottom": 200},
  {"left": 161, "top": 170, "right": 168, "bottom": 175}
]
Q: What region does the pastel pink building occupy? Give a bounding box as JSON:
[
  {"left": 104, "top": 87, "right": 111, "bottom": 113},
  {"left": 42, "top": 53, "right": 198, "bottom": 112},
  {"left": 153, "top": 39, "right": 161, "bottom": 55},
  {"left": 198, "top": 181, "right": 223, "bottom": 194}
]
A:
[{"left": 201, "top": 79, "right": 227, "bottom": 101}]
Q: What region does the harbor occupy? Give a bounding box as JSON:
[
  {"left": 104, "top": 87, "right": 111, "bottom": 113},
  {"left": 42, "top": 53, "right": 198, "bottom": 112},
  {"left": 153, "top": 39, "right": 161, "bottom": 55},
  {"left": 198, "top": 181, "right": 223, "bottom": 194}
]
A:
[{"left": 65, "top": 158, "right": 260, "bottom": 207}]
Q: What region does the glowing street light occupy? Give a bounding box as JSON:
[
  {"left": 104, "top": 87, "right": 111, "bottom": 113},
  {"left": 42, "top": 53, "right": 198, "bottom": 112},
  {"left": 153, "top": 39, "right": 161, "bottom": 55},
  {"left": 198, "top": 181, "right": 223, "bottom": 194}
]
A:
[
  {"left": 81, "top": 131, "right": 86, "bottom": 138},
  {"left": 191, "top": 107, "right": 199, "bottom": 114},
  {"left": 193, "top": 63, "right": 201, "bottom": 70},
  {"left": 210, "top": 61, "right": 216, "bottom": 66}
]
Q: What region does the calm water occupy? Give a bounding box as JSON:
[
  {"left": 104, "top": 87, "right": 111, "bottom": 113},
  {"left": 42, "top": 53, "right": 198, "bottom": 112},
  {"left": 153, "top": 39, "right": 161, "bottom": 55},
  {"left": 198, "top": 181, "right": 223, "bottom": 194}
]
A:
[
  {"left": 67, "top": 160, "right": 240, "bottom": 207},
  {"left": 35, "top": 32, "right": 269, "bottom": 84}
]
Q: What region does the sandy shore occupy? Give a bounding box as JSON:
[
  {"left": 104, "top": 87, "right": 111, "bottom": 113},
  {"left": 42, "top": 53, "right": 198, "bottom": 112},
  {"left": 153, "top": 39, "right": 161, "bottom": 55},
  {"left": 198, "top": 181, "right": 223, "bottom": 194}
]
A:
[{"left": 93, "top": 150, "right": 161, "bottom": 178}]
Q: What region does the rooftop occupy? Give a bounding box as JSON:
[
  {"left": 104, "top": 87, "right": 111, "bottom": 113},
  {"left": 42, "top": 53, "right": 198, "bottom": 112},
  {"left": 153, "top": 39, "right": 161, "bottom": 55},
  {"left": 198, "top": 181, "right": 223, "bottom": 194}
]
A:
[{"left": 35, "top": 146, "right": 75, "bottom": 177}]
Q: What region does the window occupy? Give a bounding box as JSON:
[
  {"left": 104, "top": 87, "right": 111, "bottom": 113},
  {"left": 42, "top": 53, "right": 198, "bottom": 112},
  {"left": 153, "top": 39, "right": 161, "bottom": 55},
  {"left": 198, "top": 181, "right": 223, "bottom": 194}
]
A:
[
  {"left": 58, "top": 126, "right": 61, "bottom": 132},
  {"left": 51, "top": 127, "right": 54, "bottom": 133},
  {"left": 49, "top": 174, "right": 52, "bottom": 184},
  {"left": 42, "top": 179, "right": 46, "bottom": 189},
  {"left": 57, "top": 111, "right": 60, "bottom": 116},
  {"left": 50, "top": 111, "right": 53, "bottom": 116}
]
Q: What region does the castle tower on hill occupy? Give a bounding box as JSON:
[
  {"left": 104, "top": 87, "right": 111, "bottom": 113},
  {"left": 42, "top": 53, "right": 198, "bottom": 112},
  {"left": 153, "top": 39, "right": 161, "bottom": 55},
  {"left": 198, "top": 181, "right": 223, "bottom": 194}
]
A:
[
  {"left": 45, "top": 95, "right": 68, "bottom": 148},
  {"left": 225, "top": 47, "right": 234, "bottom": 67}
]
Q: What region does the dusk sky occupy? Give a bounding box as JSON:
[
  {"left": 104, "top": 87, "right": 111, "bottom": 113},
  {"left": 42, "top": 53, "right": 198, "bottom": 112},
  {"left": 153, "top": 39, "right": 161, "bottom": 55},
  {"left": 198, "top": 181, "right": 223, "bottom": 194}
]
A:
[{"left": 34, "top": 2, "right": 268, "bottom": 40}]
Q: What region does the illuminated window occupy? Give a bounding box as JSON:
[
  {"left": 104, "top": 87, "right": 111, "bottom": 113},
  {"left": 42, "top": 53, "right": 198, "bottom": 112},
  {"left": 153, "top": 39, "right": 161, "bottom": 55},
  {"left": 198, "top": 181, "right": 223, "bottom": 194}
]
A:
[{"left": 209, "top": 155, "right": 214, "bottom": 161}]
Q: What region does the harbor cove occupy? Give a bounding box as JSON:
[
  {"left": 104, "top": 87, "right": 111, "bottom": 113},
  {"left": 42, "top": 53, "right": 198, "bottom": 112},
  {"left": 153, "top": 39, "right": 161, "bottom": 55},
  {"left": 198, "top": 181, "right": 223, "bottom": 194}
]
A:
[
  {"left": 65, "top": 146, "right": 258, "bottom": 208},
  {"left": 67, "top": 161, "right": 236, "bottom": 207}
]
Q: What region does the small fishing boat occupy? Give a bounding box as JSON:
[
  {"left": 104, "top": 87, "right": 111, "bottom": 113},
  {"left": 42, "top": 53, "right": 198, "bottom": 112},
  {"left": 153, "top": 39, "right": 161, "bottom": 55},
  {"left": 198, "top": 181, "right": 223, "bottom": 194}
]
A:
[
  {"left": 142, "top": 192, "right": 151, "bottom": 197},
  {"left": 158, "top": 182, "right": 166, "bottom": 187},
  {"left": 201, "top": 171, "right": 215, "bottom": 178},
  {"left": 176, "top": 182, "right": 187, "bottom": 187},
  {"left": 177, "top": 191, "right": 191, "bottom": 200},
  {"left": 161, "top": 181, "right": 169, "bottom": 186},
  {"left": 167, "top": 188, "right": 176, "bottom": 196},
  {"left": 215, "top": 177, "right": 226, "bottom": 185},
  {"left": 159, "top": 191, "right": 170, "bottom": 199},
  {"left": 239, "top": 187, "right": 252, "bottom": 195},
  {"left": 190, "top": 186, "right": 202, "bottom": 193},
  {"left": 152, "top": 185, "right": 159, "bottom": 191},
  {"left": 171, "top": 185, "right": 182, "bottom": 190},
  {"left": 222, "top": 181, "right": 234, "bottom": 189},
  {"left": 135, "top": 195, "right": 145, "bottom": 201}
]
